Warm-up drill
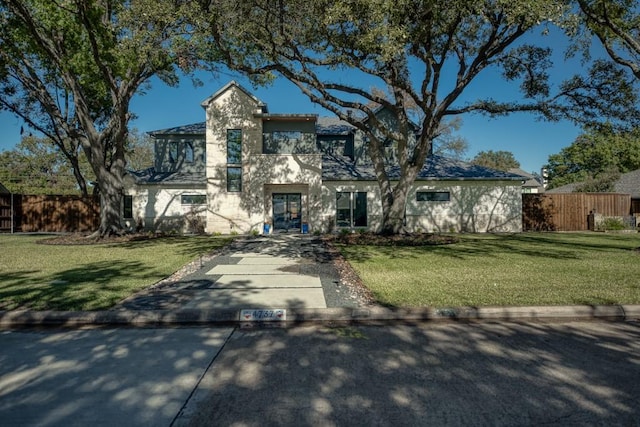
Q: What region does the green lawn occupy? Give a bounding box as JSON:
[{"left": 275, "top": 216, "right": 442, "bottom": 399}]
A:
[
  {"left": 0, "top": 234, "right": 232, "bottom": 311},
  {"left": 338, "top": 232, "right": 640, "bottom": 307}
]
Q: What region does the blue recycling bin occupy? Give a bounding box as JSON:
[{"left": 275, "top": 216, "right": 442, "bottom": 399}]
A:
[
  {"left": 263, "top": 223, "right": 270, "bottom": 235},
  {"left": 302, "top": 223, "right": 309, "bottom": 234}
]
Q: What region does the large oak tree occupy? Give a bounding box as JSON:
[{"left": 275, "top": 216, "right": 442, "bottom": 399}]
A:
[
  {"left": 207, "top": 0, "right": 638, "bottom": 234},
  {"left": 0, "top": 0, "right": 213, "bottom": 236}
]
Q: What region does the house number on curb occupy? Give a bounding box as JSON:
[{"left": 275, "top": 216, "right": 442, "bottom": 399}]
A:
[{"left": 240, "top": 309, "right": 287, "bottom": 321}]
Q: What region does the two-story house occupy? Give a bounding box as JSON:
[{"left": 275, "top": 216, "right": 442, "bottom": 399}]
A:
[{"left": 124, "top": 81, "right": 525, "bottom": 234}]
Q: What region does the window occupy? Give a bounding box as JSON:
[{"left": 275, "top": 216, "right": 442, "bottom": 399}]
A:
[
  {"left": 263, "top": 131, "right": 316, "bottom": 154},
  {"left": 123, "top": 195, "right": 133, "bottom": 219},
  {"left": 417, "top": 191, "right": 450, "bottom": 202},
  {"left": 181, "top": 194, "right": 206, "bottom": 205},
  {"left": 169, "top": 142, "right": 179, "bottom": 163},
  {"left": 185, "top": 142, "right": 194, "bottom": 163},
  {"left": 227, "top": 130, "right": 242, "bottom": 192},
  {"left": 336, "top": 192, "right": 367, "bottom": 227},
  {"left": 227, "top": 167, "right": 242, "bottom": 192},
  {"left": 227, "top": 129, "right": 242, "bottom": 164}
]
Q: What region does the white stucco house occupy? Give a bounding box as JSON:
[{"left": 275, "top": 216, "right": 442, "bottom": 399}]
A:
[{"left": 123, "top": 81, "right": 525, "bottom": 234}]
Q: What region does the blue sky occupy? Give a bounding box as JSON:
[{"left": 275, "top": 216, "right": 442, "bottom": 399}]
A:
[{"left": 0, "top": 28, "right": 593, "bottom": 175}]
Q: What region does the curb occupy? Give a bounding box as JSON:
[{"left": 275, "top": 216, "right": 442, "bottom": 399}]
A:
[{"left": 1, "top": 305, "right": 639, "bottom": 329}]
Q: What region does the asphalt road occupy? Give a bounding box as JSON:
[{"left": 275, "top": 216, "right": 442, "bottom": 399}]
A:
[{"left": 1, "top": 321, "right": 639, "bottom": 426}]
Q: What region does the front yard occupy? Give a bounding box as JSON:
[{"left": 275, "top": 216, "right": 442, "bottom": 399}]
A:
[
  {"left": 0, "top": 234, "right": 232, "bottom": 311},
  {"left": 1, "top": 232, "right": 639, "bottom": 311},
  {"left": 336, "top": 232, "right": 640, "bottom": 307}
]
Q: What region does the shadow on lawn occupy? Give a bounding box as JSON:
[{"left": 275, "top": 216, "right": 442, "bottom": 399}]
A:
[
  {"left": 0, "top": 260, "right": 154, "bottom": 311},
  {"left": 337, "top": 232, "right": 640, "bottom": 263}
]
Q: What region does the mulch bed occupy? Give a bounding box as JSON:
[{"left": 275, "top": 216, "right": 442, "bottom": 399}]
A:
[{"left": 325, "top": 232, "right": 458, "bottom": 247}]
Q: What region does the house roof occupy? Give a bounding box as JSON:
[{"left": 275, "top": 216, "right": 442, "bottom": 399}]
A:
[
  {"left": 148, "top": 122, "right": 206, "bottom": 137},
  {"left": 0, "top": 181, "right": 10, "bottom": 194},
  {"left": 548, "top": 169, "right": 640, "bottom": 198},
  {"left": 508, "top": 168, "right": 544, "bottom": 189},
  {"left": 316, "top": 117, "right": 355, "bottom": 135},
  {"left": 128, "top": 168, "right": 206, "bottom": 186},
  {"left": 323, "top": 154, "right": 527, "bottom": 182}
]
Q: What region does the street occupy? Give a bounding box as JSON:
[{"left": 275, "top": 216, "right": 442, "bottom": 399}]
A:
[{"left": 1, "top": 321, "right": 639, "bottom": 426}]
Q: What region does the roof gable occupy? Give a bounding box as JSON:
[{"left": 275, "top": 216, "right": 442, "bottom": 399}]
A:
[{"left": 199, "top": 80, "right": 266, "bottom": 111}]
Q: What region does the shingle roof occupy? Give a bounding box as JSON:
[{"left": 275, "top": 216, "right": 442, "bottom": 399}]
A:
[
  {"left": 128, "top": 168, "right": 206, "bottom": 186},
  {"left": 148, "top": 122, "right": 206, "bottom": 136},
  {"left": 547, "top": 169, "right": 640, "bottom": 197},
  {"left": 508, "top": 168, "right": 544, "bottom": 189},
  {"left": 323, "top": 154, "right": 526, "bottom": 181},
  {"left": 316, "top": 117, "right": 355, "bottom": 135}
]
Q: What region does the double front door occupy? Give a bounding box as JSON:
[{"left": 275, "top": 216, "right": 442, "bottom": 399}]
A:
[{"left": 272, "top": 193, "right": 302, "bottom": 232}]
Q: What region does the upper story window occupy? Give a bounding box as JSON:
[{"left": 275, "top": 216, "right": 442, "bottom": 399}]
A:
[
  {"left": 227, "top": 130, "right": 242, "bottom": 164},
  {"left": 263, "top": 131, "right": 317, "bottom": 154},
  {"left": 185, "top": 142, "right": 194, "bottom": 163},
  {"left": 169, "top": 142, "right": 179, "bottom": 163},
  {"left": 227, "top": 130, "right": 242, "bottom": 192}
]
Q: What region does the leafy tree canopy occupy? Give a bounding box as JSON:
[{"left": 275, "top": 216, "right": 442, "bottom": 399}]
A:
[
  {"left": 471, "top": 150, "right": 521, "bottom": 171},
  {"left": 0, "top": 0, "right": 215, "bottom": 236},
  {"left": 545, "top": 125, "right": 640, "bottom": 189},
  {"left": 207, "top": 0, "right": 636, "bottom": 233}
]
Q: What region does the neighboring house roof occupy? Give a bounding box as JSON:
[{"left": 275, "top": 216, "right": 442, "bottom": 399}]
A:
[
  {"left": 508, "top": 168, "right": 544, "bottom": 190},
  {"left": 0, "top": 181, "right": 10, "bottom": 194},
  {"left": 323, "top": 154, "right": 526, "bottom": 182},
  {"left": 148, "top": 122, "right": 206, "bottom": 137},
  {"left": 316, "top": 117, "right": 355, "bottom": 135},
  {"left": 547, "top": 169, "right": 640, "bottom": 198},
  {"left": 128, "top": 168, "right": 206, "bottom": 186},
  {"left": 199, "top": 80, "right": 267, "bottom": 112}
]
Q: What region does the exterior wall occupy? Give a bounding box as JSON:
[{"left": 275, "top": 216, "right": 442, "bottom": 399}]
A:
[
  {"left": 125, "top": 185, "right": 207, "bottom": 233},
  {"left": 203, "top": 84, "right": 324, "bottom": 234},
  {"left": 321, "top": 180, "right": 523, "bottom": 233},
  {"left": 406, "top": 181, "right": 523, "bottom": 232}
]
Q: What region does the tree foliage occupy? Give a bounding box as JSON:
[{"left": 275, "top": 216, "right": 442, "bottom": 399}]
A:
[
  {"left": 471, "top": 150, "right": 520, "bottom": 171},
  {"left": 0, "top": 130, "right": 153, "bottom": 195},
  {"left": 545, "top": 126, "right": 640, "bottom": 189},
  {"left": 0, "top": 0, "right": 213, "bottom": 236},
  {"left": 0, "top": 135, "right": 92, "bottom": 195},
  {"left": 574, "top": 0, "right": 640, "bottom": 80},
  {"left": 207, "top": 0, "right": 638, "bottom": 233}
]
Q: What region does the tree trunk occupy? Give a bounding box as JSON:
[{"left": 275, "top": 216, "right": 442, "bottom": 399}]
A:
[
  {"left": 378, "top": 167, "right": 417, "bottom": 235},
  {"left": 99, "top": 186, "right": 122, "bottom": 236}
]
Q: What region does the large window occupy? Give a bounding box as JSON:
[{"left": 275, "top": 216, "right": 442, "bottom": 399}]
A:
[
  {"left": 263, "top": 131, "right": 316, "bottom": 154},
  {"left": 185, "top": 142, "right": 194, "bottom": 163},
  {"left": 336, "top": 192, "right": 367, "bottom": 228},
  {"left": 227, "top": 130, "right": 242, "bottom": 192},
  {"left": 417, "top": 191, "right": 450, "bottom": 202}
]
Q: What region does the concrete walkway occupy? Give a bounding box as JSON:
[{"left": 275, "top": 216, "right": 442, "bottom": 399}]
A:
[
  {"left": 181, "top": 237, "right": 328, "bottom": 310},
  {"left": 110, "top": 234, "right": 354, "bottom": 313}
]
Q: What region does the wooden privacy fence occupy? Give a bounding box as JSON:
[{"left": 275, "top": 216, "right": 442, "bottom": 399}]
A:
[
  {"left": 523, "top": 193, "right": 632, "bottom": 231},
  {"left": 0, "top": 194, "right": 100, "bottom": 233}
]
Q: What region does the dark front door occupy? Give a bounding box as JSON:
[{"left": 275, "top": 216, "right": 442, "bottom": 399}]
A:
[{"left": 272, "top": 193, "right": 302, "bottom": 232}]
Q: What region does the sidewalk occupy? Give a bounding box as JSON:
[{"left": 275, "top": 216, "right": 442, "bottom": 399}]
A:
[{"left": 1, "top": 234, "right": 639, "bottom": 328}]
